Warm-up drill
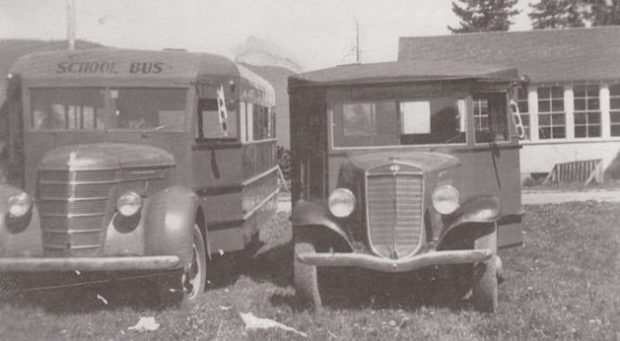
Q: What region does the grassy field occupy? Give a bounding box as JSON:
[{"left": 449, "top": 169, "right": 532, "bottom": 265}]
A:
[{"left": 0, "top": 202, "right": 618, "bottom": 340}]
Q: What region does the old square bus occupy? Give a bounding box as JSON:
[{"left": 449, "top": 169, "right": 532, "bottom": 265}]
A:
[
  {"left": 289, "top": 60, "right": 524, "bottom": 312},
  {"left": 0, "top": 48, "right": 279, "bottom": 304}
]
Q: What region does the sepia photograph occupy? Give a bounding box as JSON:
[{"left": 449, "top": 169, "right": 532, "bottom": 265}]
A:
[{"left": 0, "top": 0, "right": 619, "bottom": 340}]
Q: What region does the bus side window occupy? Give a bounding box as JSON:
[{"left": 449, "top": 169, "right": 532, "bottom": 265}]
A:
[
  {"left": 253, "top": 105, "right": 273, "bottom": 140},
  {"left": 197, "top": 99, "right": 237, "bottom": 139},
  {"left": 246, "top": 103, "right": 254, "bottom": 141},
  {"left": 473, "top": 93, "right": 509, "bottom": 143},
  {"left": 240, "top": 101, "right": 247, "bottom": 142},
  {"left": 270, "top": 108, "right": 276, "bottom": 138}
]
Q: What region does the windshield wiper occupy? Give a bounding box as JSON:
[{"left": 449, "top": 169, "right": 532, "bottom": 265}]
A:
[{"left": 140, "top": 125, "right": 164, "bottom": 137}]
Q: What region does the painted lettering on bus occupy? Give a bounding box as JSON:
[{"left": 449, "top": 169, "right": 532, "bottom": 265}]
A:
[
  {"left": 129, "top": 62, "right": 163, "bottom": 74},
  {"left": 57, "top": 61, "right": 120, "bottom": 74},
  {"left": 56, "top": 61, "right": 164, "bottom": 74}
]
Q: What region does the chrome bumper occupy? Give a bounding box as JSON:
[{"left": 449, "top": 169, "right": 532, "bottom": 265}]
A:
[
  {"left": 0, "top": 256, "right": 180, "bottom": 272},
  {"left": 297, "top": 249, "right": 492, "bottom": 273}
]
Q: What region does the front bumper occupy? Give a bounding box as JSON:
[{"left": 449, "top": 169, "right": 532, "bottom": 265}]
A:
[
  {"left": 0, "top": 255, "right": 181, "bottom": 272},
  {"left": 297, "top": 249, "right": 492, "bottom": 273}
]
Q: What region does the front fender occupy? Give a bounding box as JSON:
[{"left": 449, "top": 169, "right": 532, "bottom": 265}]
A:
[
  {"left": 437, "top": 195, "right": 500, "bottom": 249},
  {"left": 0, "top": 184, "right": 42, "bottom": 257},
  {"left": 446, "top": 195, "right": 501, "bottom": 230},
  {"left": 291, "top": 199, "right": 352, "bottom": 249},
  {"left": 106, "top": 186, "right": 198, "bottom": 267},
  {"left": 144, "top": 186, "right": 198, "bottom": 265}
]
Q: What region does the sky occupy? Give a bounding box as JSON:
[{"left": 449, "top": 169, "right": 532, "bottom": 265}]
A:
[{"left": 0, "top": 0, "right": 534, "bottom": 71}]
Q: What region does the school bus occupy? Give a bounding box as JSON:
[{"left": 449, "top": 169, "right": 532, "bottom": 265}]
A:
[
  {"left": 288, "top": 60, "right": 524, "bottom": 312},
  {"left": 0, "top": 48, "right": 280, "bottom": 304}
]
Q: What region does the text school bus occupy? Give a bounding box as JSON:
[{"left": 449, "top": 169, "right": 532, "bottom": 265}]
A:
[
  {"left": 0, "top": 48, "right": 279, "bottom": 303},
  {"left": 289, "top": 61, "right": 524, "bottom": 312}
]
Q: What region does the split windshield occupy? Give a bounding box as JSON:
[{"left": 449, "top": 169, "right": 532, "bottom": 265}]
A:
[
  {"left": 332, "top": 97, "right": 467, "bottom": 147},
  {"left": 30, "top": 87, "right": 186, "bottom": 131}
]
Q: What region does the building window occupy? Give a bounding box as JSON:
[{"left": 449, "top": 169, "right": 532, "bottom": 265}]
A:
[
  {"left": 610, "top": 84, "right": 620, "bottom": 137},
  {"left": 516, "top": 87, "right": 530, "bottom": 139},
  {"left": 537, "top": 86, "right": 565, "bottom": 139},
  {"left": 573, "top": 85, "right": 600, "bottom": 138}
]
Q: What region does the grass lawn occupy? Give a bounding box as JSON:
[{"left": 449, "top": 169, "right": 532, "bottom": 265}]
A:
[{"left": 0, "top": 202, "right": 618, "bottom": 340}]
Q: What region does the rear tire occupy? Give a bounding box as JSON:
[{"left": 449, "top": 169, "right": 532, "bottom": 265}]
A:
[
  {"left": 157, "top": 224, "right": 207, "bottom": 306},
  {"left": 471, "top": 229, "right": 498, "bottom": 313},
  {"left": 294, "top": 238, "right": 323, "bottom": 309}
]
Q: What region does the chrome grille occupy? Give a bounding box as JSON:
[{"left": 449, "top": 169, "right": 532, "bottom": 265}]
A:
[
  {"left": 366, "top": 171, "right": 423, "bottom": 259},
  {"left": 38, "top": 169, "right": 116, "bottom": 256}
]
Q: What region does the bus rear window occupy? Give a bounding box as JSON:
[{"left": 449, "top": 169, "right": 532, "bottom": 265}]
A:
[{"left": 31, "top": 88, "right": 106, "bottom": 130}]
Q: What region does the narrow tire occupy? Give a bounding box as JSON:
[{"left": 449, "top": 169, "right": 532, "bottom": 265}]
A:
[{"left": 157, "top": 224, "right": 207, "bottom": 306}]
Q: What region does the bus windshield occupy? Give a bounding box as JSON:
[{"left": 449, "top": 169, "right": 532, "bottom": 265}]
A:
[
  {"left": 31, "top": 88, "right": 106, "bottom": 130},
  {"left": 332, "top": 97, "right": 467, "bottom": 148},
  {"left": 30, "top": 87, "right": 187, "bottom": 132}
]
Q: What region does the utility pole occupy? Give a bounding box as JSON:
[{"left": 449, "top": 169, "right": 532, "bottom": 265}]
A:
[
  {"left": 67, "top": 0, "right": 76, "bottom": 50},
  {"left": 354, "top": 17, "right": 360, "bottom": 63}
]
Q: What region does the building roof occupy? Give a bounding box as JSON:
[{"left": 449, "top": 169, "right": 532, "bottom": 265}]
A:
[
  {"left": 398, "top": 26, "right": 620, "bottom": 84},
  {"left": 289, "top": 60, "right": 518, "bottom": 88}
]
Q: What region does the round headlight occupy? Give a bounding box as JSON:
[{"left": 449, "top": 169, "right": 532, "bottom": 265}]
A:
[
  {"left": 8, "top": 192, "right": 32, "bottom": 218},
  {"left": 328, "top": 188, "right": 356, "bottom": 218},
  {"left": 432, "top": 185, "right": 460, "bottom": 215},
  {"left": 116, "top": 191, "right": 142, "bottom": 217}
]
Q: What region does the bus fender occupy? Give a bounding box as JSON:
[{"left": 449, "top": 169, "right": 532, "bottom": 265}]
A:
[
  {"left": 143, "top": 186, "right": 199, "bottom": 266},
  {"left": 438, "top": 195, "right": 500, "bottom": 248},
  {"left": 291, "top": 199, "right": 352, "bottom": 248},
  {"left": 0, "top": 184, "right": 43, "bottom": 257}
]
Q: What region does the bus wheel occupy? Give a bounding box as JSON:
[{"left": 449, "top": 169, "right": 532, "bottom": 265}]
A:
[
  {"left": 294, "top": 236, "right": 323, "bottom": 309},
  {"left": 471, "top": 229, "right": 498, "bottom": 313},
  {"left": 157, "top": 224, "right": 207, "bottom": 306}
]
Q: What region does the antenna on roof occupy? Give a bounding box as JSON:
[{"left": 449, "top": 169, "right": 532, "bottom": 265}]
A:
[
  {"left": 355, "top": 17, "right": 360, "bottom": 63},
  {"left": 66, "top": 0, "right": 76, "bottom": 50},
  {"left": 340, "top": 17, "right": 362, "bottom": 65}
]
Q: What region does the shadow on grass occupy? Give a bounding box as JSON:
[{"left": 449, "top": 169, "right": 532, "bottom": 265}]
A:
[
  {"left": 269, "top": 267, "right": 476, "bottom": 313},
  {"left": 0, "top": 272, "right": 180, "bottom": 314},
  {"left": 241, "top": 241, "right": 293, "bottom": 288}
]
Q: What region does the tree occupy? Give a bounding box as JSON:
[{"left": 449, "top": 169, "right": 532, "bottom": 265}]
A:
[
  {"left": 529, "top": 0, "right": 586, "bottom": 29},
  {"left": 587, "top": 0, "right": 620, "bottom": 25},
  {"left": 448, "top": 0, "right": 521, "bottom": 33}
]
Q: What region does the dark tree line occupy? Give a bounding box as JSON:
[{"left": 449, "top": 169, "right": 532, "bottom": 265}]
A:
[
  {"left": 449, "top": 0, "right": 620, "bottom": 33},
  {"left": 448, "top": 0, "right": 521, "bottom": 33}
]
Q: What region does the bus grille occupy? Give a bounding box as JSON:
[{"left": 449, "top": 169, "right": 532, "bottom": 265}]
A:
[
  {"left": 366, "top": 171, "right": 424, "bottom": 259},
  {"left": 37, "top": 170, "right": 116, "bottom": 256}
]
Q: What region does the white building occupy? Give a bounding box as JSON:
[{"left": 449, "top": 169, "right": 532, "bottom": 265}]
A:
[{"left": 399, "top": 27, "right": 620, "bottom": 179}]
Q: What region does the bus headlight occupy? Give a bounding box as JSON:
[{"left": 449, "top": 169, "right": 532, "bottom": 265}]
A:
[
  {"left": 116, "top": 191, "right": 142, "bottom": 217},
  {"left": 432, "top": 185, "right": 460, "bottom": 215},
  {"left": 7, "top": 192, "right": 32, "bottom": 218},
  {"left": 328, "top": 188, "right": 355, "bottom": 218}
]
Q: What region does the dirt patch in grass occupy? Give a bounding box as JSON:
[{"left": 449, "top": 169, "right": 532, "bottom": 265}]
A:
[{"left": 1, "top": 205, "right": 619, "bottom": 340}]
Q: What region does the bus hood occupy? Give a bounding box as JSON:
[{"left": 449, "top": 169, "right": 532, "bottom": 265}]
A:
[
  {"left": 345, "top": 150, "right": 460, "bottom": 174},
  {"left": 39, "top": 143, "right": 176, "bottom": 171}
]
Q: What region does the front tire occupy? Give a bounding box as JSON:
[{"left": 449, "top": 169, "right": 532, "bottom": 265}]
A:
[
  {"left": 471, "top": 229, "right": 498, "bottom": 312},
  {"left": 294, "top": 237, "right": 323, "bottom": 309},
  {"left": 157, "top": 224, "right": 207, "bottom": 306}
]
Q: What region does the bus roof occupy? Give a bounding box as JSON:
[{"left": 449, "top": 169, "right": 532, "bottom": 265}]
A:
[
  {"left": 289, "top": 60, "right": 518, "bottom": 88},
  {"left": 9, "top": 48, "right": 274, "bottom": 101}
]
